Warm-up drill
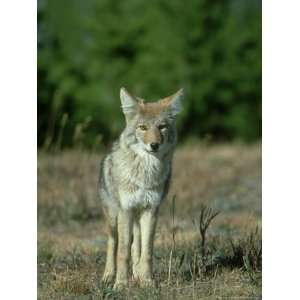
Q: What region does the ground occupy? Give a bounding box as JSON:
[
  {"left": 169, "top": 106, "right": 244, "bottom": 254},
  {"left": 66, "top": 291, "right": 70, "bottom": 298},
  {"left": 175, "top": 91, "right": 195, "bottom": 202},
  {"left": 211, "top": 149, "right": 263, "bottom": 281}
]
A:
[{"left": 38, "top": 142, "right": 261, "bottom": 299}]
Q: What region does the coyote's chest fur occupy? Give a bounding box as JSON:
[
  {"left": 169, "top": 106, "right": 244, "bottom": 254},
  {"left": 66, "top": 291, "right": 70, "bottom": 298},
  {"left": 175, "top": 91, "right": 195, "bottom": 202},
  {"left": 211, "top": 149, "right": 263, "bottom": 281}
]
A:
[
  {"left": 104, "top": 140, "right": 171, "bottom": 210},
  {"left": 100, "top": 138, "right": 172, "bottom": 212},
  {"left": 117, "top": 147, "right": 170, "bottom": 209}
]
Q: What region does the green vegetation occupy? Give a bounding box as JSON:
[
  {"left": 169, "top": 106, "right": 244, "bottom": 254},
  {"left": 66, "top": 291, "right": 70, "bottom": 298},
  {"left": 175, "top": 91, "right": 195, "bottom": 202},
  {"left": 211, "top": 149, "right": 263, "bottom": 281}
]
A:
[
  {"left": 38, "top": 1, "right": 261, "bottom": 296},
  {"left": 38, "top": 0, "right": 261, "bottom": 149}
]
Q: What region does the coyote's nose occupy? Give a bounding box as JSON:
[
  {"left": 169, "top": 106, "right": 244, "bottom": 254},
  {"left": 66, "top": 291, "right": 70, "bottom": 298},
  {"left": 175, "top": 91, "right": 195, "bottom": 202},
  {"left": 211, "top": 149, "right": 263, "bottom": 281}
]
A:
[{"left": 150, "top": 142, "right": 159, "bottom": 152}]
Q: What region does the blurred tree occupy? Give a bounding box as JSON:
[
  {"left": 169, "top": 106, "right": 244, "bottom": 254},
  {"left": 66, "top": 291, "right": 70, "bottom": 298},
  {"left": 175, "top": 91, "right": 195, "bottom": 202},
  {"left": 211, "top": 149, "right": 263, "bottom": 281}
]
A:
[{"left": 38, "top": 0, "right": 261, "bottom": 148}]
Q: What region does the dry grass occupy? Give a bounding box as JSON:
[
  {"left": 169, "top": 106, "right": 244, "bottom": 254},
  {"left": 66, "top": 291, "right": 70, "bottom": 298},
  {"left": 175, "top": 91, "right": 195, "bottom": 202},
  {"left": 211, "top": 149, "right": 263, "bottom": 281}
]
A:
[{"left": 38, "top": 142, "right": 261, "bottom": 299}]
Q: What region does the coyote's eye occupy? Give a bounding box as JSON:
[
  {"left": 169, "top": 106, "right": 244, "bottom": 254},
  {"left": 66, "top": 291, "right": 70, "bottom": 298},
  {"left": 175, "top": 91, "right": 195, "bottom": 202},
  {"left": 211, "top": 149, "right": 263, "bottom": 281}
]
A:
[
  {"left": 158, "top": 124, "right": 168, "bottom": 130},
  {"left": 138, "top": 124, "right": 148, "bottom": 131}
]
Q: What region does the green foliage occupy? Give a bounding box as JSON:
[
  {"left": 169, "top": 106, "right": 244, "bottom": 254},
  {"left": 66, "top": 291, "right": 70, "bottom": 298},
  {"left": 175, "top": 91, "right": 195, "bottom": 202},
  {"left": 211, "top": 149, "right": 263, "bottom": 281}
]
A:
[{"left": 38, "top": 0, "right": 261, "bottom": 148}]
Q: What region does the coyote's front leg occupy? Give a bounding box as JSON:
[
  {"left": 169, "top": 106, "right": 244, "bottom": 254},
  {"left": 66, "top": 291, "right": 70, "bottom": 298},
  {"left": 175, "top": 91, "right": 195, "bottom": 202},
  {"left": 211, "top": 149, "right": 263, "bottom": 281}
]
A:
[
  {"left": 102, "top": 222, "right": 117, "bottom": 284},
  {"left": 136, "top": 208, "right": 158, "bottom": 284},
  {"left": 132, "top": 219, "right": 141, "bottom": 280},
  {"left": 114, "top": 209, "right": 133, "bottom": 289}
]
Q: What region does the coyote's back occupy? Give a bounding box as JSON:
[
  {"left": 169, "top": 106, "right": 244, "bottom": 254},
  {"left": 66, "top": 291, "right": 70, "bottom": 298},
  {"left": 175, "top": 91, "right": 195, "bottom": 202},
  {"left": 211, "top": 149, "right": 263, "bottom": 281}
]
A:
[{"left": 98, "top": 87, "right": 183, "bottom": 288}]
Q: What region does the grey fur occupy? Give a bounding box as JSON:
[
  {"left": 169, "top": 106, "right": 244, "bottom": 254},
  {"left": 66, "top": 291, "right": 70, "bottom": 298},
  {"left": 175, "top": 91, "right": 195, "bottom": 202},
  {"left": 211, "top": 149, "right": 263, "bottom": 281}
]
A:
[{"left": 98, "top": 88, "right": 183, "bottom": 287}]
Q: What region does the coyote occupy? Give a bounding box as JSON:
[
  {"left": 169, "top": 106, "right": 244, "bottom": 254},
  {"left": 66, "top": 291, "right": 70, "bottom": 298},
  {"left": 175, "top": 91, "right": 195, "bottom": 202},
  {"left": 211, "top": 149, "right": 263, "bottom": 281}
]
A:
[{"left": 99, "top": 87, "right": 183, "bottom": 288}]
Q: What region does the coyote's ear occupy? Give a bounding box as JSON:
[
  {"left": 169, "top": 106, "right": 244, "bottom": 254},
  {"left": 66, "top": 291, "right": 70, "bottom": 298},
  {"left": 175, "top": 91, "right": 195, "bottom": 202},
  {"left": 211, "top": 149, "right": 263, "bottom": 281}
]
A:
[
  {"left": 160, "top": 88, "right": 184, "bottom": 117},
  {"left": 120, "top": 87, "right": 139, "bottom": 119}
]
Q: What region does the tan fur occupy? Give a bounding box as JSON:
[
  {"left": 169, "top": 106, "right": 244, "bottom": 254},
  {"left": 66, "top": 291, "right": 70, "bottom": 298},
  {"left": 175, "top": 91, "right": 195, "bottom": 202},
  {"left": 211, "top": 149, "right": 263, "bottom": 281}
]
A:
[
  {"left": 135, "top": 209, "right": 158, "bottom": 281},
  {"left": 132, "top": 220, "right": 141, "bottom": 278},
  {"left": 99, "top": 87, "right": 183, "bottom": 288},
  {"left": 159, "top": 94, "right": 177, "bottom": 107},
  {"left": 139, "top": 101, "right": 166, "bottom": 116},
  {"left": 143, "top": 126, "right": 162, "bottom": 145},
  {"left": 115, "top": 210, "right": 133, "bottom": 286}
]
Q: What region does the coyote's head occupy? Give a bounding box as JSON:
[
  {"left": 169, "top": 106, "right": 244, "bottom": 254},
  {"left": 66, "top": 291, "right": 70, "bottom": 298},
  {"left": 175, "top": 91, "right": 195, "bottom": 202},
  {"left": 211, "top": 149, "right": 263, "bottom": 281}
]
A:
[{"left": 120, "top": 87, "right": 184, "bottom": 156}]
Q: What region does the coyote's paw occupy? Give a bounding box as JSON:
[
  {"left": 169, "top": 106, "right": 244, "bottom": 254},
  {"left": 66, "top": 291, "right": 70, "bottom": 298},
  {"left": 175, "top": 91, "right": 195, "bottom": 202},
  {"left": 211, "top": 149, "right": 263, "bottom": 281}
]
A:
[
  {"left": 113, "top": 279, "right": 128, "bottom": 290},
  {"left": 132, "top": 263, "right": 141, "bottom": 280},
  {"left": 102, "top": 271, "right": 115, "bottom": 284},
  {"left": 132, "top": 263, "right": 154, "bottom": 286}
]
